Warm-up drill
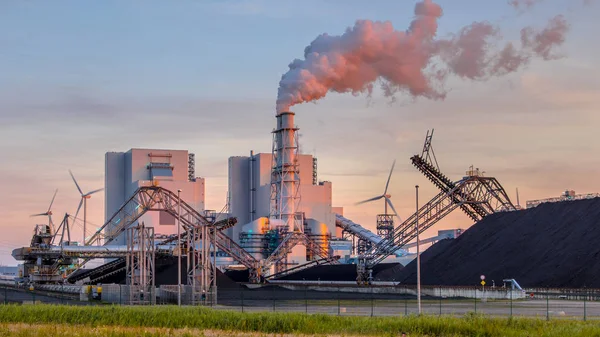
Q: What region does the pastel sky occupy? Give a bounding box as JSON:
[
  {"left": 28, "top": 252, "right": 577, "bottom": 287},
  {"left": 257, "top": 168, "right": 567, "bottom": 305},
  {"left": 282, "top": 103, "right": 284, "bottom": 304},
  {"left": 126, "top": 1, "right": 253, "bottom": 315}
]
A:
[{"left": 1, "top": 0, "right": 599, "bottom": 265}]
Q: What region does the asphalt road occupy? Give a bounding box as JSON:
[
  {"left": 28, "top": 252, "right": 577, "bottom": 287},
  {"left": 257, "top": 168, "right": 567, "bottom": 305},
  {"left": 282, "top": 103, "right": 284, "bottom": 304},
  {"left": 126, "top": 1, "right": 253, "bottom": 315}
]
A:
[
  {"left": 213, "top": 298, "right": 600, "bottom": 319},
  {"left": 2, "top": 286, "right": 599, "bottom": 320}
]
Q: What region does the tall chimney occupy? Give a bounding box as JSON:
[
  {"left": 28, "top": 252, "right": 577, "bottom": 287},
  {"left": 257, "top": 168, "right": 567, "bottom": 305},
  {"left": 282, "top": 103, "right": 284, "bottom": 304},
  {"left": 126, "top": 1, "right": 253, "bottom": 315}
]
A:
[{"left": 270, "top": 111, "right": 300, "bottom": 232}]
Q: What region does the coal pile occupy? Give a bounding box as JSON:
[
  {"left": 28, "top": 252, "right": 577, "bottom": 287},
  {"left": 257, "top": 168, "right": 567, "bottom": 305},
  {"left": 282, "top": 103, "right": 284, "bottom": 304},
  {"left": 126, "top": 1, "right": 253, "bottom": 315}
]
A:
[
  {"left": 397, "top": 198, "right": 600, "bottom": 288},
  {"left": 279, "top": 263, "right": 403, "bottom": 282},
  {"left": 70, "top": 256, "right": 240, "bottom": 288}
]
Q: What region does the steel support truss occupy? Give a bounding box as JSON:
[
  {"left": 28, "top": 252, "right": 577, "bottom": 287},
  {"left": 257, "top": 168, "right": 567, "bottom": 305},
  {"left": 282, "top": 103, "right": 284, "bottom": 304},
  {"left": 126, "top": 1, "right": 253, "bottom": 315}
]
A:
[
  {"left": 83, "top": 186, "right": 260, "bottom": 277},
  {"left": 411, "top": 155, "right": 515, "bottom": 222},
  {"left": 261, "top": 231, "right": 339, "bottom": 279},
  {"left": 186, "top": 224, "right": 217, "bottom": 305},
  {"left": 126, "top": 223, "right": 155, "bottom": 305},
  {"left": 356, "top": 171, "right": 517, "bottom": 284},
  {"left": 26, "top": 185, "right": 336, "bottom": 285},
  {"left": 376, "top": 214, "right": 394, "bottom": 242}
]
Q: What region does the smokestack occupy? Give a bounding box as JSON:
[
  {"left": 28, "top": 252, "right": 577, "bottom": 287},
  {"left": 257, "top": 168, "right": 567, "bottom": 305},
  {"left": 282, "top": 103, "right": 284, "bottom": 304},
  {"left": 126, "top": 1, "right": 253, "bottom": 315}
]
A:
[{"left": 271, "top": 111, "right": 300, "bottom": 232}]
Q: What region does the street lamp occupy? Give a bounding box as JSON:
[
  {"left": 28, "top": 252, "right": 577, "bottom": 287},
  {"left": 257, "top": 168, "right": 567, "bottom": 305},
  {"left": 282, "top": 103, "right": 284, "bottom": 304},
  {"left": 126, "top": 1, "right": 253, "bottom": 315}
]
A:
[
  {"left": 416, "top": 185, "right": 421, "bottom": 315},
  {"left": 177, "top": 189, "right": 182, "bottom": 306}
]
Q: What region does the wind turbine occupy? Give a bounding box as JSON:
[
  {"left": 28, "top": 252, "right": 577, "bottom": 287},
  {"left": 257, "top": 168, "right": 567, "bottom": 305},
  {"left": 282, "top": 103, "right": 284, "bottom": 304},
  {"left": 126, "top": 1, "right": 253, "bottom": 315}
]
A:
[
  {"left": 356, "top": 160, "right": 399, "bottom": 218},
  {"left": 30, "top": 189, "right": 58, "bottom": 235},
  {"left": 70, "top": 170, "right": 104, "bottom": 245}
]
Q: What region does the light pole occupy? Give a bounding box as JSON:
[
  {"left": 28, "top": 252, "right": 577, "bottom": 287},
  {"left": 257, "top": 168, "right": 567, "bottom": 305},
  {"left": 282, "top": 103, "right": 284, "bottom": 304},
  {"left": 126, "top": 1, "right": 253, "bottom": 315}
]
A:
[
  {"left": 177, "top": 189, "right": 182, "bottom": 306},
  {"left": 416, "top": 185, "right": 421, "bottom": 315}
]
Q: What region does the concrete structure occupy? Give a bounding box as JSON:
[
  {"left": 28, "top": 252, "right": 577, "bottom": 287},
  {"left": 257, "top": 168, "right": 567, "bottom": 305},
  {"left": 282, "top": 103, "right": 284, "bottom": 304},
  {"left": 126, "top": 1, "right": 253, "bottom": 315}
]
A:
[
  {"left": 228, "top": 152, "right": 335, "bottom": 242},
  {"left": 105, "top": 149, "right": 205, "bottom": 245}
]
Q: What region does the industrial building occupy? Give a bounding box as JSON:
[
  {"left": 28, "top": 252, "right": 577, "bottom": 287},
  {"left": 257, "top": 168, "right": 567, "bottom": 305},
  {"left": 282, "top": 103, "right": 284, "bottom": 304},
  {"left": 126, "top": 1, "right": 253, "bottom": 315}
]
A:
[
  {"left": 105, "top": 149, "right": 205, "bottom": 245},
  {"left": 228, "top": 152, "right": 339, "bottom": 268}
]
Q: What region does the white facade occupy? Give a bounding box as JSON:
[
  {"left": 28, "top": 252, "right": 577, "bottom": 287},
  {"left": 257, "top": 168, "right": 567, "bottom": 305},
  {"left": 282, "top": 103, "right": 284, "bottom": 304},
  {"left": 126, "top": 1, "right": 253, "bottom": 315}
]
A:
[
  {"left": 227, "top": 152, "right": 336, "bottom": 243},
  {"left": 105, "top": 148, "right": 205, "bottom": 245}
]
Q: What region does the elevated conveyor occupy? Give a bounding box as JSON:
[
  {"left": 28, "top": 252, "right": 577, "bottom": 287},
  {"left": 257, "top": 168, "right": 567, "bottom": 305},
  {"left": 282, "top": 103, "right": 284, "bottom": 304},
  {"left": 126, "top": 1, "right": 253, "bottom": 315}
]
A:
[{"left": 335, "top": 214, "right": 408, "bottom": 256}]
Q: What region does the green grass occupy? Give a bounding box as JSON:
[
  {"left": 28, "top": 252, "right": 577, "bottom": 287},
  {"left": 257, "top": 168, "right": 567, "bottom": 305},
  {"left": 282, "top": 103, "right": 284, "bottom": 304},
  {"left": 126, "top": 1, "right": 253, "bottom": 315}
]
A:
[{"left": 0, "top": 305, "right": 599, "bottom": 336}]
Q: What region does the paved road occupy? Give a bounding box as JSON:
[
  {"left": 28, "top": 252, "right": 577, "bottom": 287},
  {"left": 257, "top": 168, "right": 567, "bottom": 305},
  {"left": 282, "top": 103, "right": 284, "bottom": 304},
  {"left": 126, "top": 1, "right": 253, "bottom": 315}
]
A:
[
  {"left": 2, "top": 286, "right": 599, "bottom": 320},
  {"left": 213, "top": 298, "right": 600, "bottom": 319}
]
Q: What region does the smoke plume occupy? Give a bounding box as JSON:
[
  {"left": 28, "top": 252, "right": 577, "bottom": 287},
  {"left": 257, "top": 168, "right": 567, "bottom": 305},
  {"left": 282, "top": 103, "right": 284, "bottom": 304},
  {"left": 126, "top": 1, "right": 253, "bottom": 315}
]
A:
[
  {"left": 276, "top": 0, "right": 571, "bottom": 113},
  {"left": 521, "top": 15, "right": 569, "bottom": 60},
  {"left": 508, "top": 0, "right": 543, "bottom": 11}
]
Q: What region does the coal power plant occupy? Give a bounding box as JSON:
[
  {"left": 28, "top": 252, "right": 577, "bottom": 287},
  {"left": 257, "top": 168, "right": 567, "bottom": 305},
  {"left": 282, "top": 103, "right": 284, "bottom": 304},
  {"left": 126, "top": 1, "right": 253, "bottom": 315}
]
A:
[
  {"left": 5, "top": 0, "right": 594, "bottom": 306},
  {"left": 10, "top": 101, "right": 600, "bottom": 305}
]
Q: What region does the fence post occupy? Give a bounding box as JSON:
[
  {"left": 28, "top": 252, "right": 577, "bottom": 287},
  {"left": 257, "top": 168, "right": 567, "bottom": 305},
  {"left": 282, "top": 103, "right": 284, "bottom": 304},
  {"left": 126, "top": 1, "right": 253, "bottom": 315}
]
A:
[
  {"left": 119, "top": 285, "right": 122, "bottom": 305},
  {"left": 584, "top": 290, "right": 587, "bottom": 321},
  {"left": 405, "top": 297, "right": 408, "bottom": 316},
  {"left": 439, "top": 288, "right": 442, "bottom": 316},
  {"left": 337, "top": 286, "right": 341, "bottom": 316},
  {"left": 304, "top": 285, "right": 308, "bottom": 314},
  {"left": 474, "top": 288, "right": 477, "bottom": 314},
  {"left": 272, "top": 286, "right": 275, "bottom": 312},
  {"left": 4, "top": 285, "right": 7, "bottom": 304},
  {"left": 241, "top": 288, "right": 244, "bottom": 313},
  {"left": 510, "top": 288, "right": 513, "bottom": 318},
  {"left": 546, "top": 289, "right": 550, "bottom": 321},
  {"left": 370, "top": 287, "right": 374, "bottom": 317}
]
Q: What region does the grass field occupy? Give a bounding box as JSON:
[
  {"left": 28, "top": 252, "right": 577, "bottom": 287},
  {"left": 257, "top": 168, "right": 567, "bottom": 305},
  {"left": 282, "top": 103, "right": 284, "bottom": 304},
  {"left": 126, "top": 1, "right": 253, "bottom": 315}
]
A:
[{"left": 0, "top": 304, "right": 599, "bottom": 336}]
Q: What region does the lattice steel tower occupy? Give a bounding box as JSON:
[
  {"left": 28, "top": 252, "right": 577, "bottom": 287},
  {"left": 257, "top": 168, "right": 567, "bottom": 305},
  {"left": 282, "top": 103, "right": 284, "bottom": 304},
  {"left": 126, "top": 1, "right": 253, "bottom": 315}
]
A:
[{"left": 270, "top": 111, "right": 301, "bottom": 233}]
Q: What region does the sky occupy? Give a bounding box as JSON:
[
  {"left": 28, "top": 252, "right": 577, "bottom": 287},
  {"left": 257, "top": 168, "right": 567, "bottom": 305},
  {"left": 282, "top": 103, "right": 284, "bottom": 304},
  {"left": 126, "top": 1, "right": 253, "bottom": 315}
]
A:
[{"left": 1, "top": 0, "right": 599, "bottom": 265}]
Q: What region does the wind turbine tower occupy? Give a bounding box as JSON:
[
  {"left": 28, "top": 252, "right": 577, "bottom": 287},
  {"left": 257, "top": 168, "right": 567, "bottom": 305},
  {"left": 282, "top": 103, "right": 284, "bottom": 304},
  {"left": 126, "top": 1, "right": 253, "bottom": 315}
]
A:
[
  {"left": 70, "top": 170, "right": 104, "bottom": 245},
  {"left": 30, "top": 189, "right": 58, "bottom": 235},
  {"left": 356, "top": 161, "right": 399, "bottom": 242}
]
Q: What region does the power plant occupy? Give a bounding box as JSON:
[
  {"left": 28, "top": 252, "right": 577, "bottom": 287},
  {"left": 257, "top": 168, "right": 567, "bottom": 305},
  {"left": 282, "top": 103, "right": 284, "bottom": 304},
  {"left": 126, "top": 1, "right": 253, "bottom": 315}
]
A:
[
  {"left": 9, "top": 103, "right": 527, "bottom": 303},
  {"left": 7, "top": 98, "right": 600, "bottom": 308}
]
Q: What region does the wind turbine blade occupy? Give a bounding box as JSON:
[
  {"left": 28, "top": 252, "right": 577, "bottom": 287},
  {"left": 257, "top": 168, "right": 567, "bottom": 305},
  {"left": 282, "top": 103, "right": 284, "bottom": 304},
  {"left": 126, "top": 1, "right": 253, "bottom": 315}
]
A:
[
  {"left": 84, "top": 187, "right": 104, "bottom": 196},
  {"left": 48, "top": 189, "right": 58, "bottom": 212},
  {"left": 30, "top": 213, "right": 47, "bottom": 217},
  {"left": 69, "top": 170, "right": 84, "bottom": 196},
  {"left": 355, "top": 195, "right": 384, "bottom": 205},
  {"left": 73, "top": 199, "right": 83, "bottom": 223},
  {"left": 386, "top": 198, "right": 400, "bottom": 219},
  {"left": 384, "top": 160, "right": 396, "bottom": 194}
]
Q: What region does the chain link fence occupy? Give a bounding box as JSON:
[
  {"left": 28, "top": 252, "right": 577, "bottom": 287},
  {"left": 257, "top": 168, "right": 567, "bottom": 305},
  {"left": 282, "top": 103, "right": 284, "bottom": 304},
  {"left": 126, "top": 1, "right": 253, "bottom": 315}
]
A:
[{"left": 2, "top": 283, "right": 600, "bottom": 320}]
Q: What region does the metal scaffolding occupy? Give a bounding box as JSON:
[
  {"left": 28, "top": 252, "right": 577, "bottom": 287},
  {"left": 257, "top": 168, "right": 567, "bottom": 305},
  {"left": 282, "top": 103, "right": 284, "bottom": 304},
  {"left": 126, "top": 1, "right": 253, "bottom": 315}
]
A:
[
  {"left": 186, "top": 224, "right": 217, "bottom": 305},
  {"left": 261, "top": 231, "right": 339, "bottom": 278},
  {"left": 126, "top": 223, "right": 155, "bottom": 305},
  {"left": 269, "top": 112, "right": 302, "bottom": 233},
  {"left": 376, "top": 214, "right": 394, "bottom": 242},
  {"left": 355, "top": 130, "right": 516, "bottom": 284}
]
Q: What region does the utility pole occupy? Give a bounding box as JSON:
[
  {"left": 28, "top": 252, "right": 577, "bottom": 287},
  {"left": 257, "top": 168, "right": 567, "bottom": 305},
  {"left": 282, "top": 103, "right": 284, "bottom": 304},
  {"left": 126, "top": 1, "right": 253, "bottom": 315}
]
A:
[
  {"left": 416, "top": 185, "right": 422, "bottom": 315},
  {"left": 177, "top": 189, "right": 182, "bottom": 306}
]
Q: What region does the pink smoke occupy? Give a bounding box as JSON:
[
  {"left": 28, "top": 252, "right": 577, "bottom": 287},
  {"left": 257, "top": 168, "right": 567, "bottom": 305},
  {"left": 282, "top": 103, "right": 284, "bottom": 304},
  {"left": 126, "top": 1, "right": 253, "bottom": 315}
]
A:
[
  {"left": 276, "top": 1, "right": 444, "bottom": 113},
  {"left": 521, "top": 15, "right": 569, "bottom": 60},
  {"left": 508, "top": 0, "right": 543, "bottom": 11},
  {"left": 276, "top": 0, "right": 570, "bottom": 113}
]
